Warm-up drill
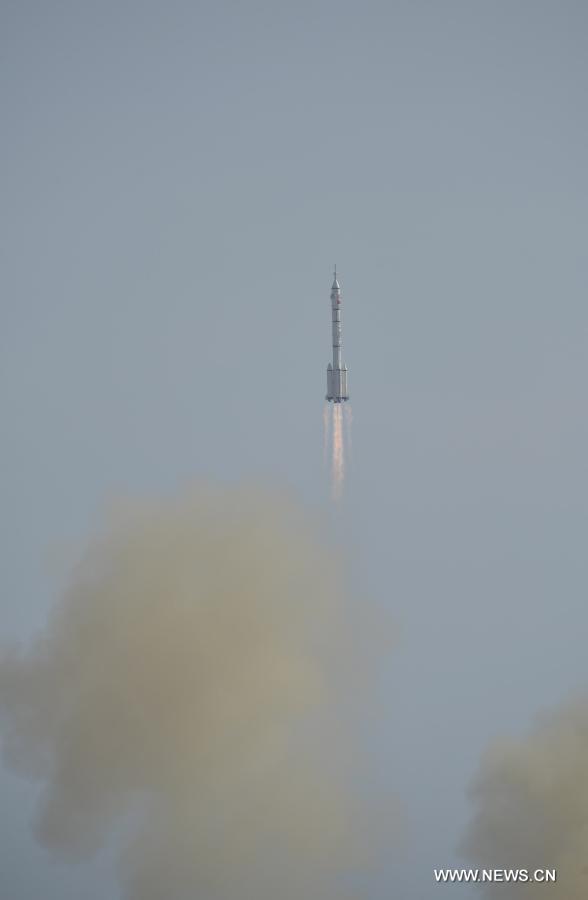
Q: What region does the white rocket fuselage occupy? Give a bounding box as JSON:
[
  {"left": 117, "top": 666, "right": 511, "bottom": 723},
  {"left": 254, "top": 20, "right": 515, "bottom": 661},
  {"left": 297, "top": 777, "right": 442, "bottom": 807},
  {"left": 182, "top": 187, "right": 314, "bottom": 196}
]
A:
[{"left": 326, "top": 271, "right": 349, "bottom": 402}]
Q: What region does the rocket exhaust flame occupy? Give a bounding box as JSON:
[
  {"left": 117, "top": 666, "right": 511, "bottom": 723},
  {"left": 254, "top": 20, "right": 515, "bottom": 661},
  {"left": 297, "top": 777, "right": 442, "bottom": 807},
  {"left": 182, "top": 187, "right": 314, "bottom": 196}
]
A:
[
  {"left": 344, "top": 404, "right": 353, "bottom": 460},
  {"left": 323, "top": 403, "right": 349, "bottom": 501},
  {"left": 323, "top": 403, "right": 330, "bottom": 467},
  {"left": 331, "top": 404, "right": 345, "bottom": 501}
]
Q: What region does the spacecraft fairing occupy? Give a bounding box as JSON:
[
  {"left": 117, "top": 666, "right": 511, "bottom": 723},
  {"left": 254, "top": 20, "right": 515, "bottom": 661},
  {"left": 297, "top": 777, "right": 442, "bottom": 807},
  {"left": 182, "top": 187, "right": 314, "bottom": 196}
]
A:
[{"left": 326, "top": 268, "right": 349, "bottom": 402}]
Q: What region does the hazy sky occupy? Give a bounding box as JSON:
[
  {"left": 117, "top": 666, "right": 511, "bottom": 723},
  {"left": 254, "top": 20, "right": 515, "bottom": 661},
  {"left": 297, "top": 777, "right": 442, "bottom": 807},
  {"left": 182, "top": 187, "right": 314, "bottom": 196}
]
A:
[{"left": 2, "top": 1, "right": 587, "bottom": 897}]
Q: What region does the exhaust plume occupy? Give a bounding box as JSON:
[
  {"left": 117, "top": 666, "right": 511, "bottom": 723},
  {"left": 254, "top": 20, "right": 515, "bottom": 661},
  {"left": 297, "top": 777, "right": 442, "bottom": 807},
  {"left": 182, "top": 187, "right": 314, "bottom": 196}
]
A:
[
  {"left": 324, "top": 404, "right": 347, "bottom": 501},
  {"left": 332, "top": 404, "right": 345, "bottom": 500},
  {"left": 323, "top": 402, "right": 330, "bottom": 467},
  {"left": 344, "top": 403, "right": 353, "bottom": 459},
  {"left": 461, "top": 696, "right": 588, "bottom": 897},
  {"left": 0, "top": 486, "right": 380, "bottom": 900}
]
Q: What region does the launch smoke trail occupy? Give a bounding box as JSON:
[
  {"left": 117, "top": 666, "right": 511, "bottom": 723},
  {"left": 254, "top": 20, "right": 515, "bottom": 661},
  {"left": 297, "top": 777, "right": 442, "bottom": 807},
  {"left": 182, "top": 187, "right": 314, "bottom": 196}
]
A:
[
  {"left": 0, "top": 486, "right": 386, "bottom": 900},
  {"left": 323, "top": 402, "right": 330, "bottom": 467},
  {"left": 461, "top": 695, "right": 588, "bottom": 898}
]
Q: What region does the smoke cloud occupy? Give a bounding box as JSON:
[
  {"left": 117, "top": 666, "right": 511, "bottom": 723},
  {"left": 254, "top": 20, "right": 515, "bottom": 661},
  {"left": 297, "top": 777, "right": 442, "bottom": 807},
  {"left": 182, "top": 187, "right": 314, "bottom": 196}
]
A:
[
  {"left": 0, "top": 486, "right": 382, "bottom": 900},
  {"left": 461, "top": 696, "right": 588, "bottom": 898}
]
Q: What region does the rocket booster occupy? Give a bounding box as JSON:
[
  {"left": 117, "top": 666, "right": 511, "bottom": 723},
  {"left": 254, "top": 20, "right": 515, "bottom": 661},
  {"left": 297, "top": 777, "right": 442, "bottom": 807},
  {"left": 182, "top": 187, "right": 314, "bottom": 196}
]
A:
[{"left": 326, "top": 268, "right": 349, "bottom": 402}]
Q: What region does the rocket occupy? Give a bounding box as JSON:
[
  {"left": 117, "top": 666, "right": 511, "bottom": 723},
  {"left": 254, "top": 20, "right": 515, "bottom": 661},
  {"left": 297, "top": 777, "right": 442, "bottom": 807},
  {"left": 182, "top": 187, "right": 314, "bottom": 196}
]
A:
[{"left": 326, "top": 267, "right": 349, "bottom": 402}]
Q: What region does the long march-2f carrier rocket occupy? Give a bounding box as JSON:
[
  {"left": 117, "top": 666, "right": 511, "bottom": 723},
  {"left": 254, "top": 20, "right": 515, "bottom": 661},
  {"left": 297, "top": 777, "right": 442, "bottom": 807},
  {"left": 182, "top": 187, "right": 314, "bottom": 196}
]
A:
[{"left": 326, "top": 268, "right": 349, "bottom": 403}]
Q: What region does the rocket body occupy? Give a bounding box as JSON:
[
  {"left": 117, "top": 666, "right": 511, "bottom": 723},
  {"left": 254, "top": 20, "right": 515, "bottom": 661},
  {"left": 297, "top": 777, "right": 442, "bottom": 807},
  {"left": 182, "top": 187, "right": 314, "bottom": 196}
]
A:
[{"left": 326, "top": 270, "right": 349, "bottom": 402}]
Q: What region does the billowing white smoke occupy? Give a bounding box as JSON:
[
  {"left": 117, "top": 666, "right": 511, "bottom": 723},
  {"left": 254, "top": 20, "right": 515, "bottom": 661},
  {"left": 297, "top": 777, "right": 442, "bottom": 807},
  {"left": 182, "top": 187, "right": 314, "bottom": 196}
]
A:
[
  {"left": 0, "top": 486, "right": 384, "bottom": 900},
  {"left": 461, "top": 696, "right": 588, "bottom": 898}
]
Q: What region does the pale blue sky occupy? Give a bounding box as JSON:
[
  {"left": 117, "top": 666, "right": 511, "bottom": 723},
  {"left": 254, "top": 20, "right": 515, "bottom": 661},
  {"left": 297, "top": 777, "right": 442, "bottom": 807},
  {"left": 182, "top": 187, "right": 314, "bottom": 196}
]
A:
[{"left": 2, "top": 1, "right": 587, "bottom": 897}]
